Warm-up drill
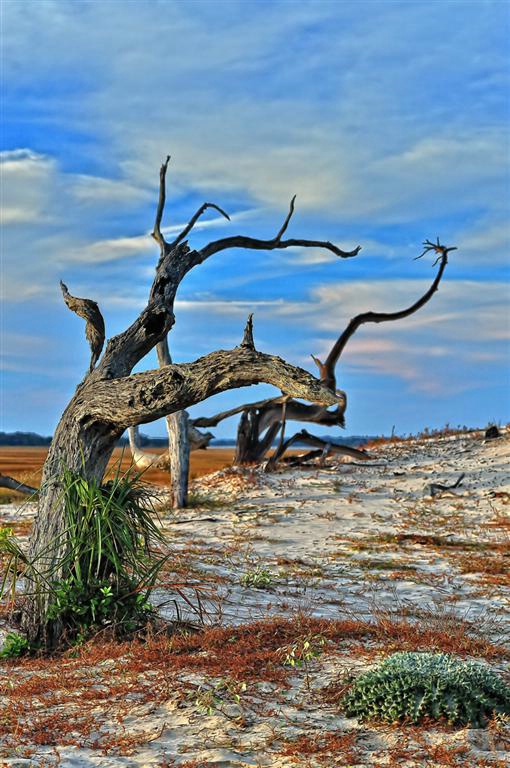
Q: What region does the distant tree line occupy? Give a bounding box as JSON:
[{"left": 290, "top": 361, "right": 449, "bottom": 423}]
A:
[{"left": 0, "top": 430, "right": 372, "bottom": 448}]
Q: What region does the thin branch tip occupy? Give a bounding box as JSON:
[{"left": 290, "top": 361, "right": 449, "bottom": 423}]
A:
[
  {"left": 275, "top": 195, "right": 297, "bottom": 240},
  {"left": 415, "top": 238, "right": 456, "bottom": 261}
]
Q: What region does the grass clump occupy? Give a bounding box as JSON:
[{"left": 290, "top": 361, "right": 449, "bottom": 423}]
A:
[
  {"left": 342, "top": 651, "right": 510, "bottom": 728},
  {"left": 46, "top": 467, "right": 166, "bottom": 639},
  {"left": 1, "top": 466, "right": 170, "bottom": 649}
]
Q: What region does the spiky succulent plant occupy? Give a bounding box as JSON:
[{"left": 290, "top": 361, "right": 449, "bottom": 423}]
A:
[{"left": 342, "top": 652, "right": 510, "bottom": 728}]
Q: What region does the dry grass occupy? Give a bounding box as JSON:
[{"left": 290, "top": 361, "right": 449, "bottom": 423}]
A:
[
  {"left": 279, "top": 729, "right": 361, "bottom": 764},
  {"left": 0, "top": 446, "right": 237, "bottom": 502},
  {"left": 1, "top": 611, "right": 507, "bottom": 755}
]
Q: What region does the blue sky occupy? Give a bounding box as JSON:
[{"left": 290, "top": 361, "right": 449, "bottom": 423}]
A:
[{"left": 1, "top": 0, "right": 509, "bottom": 439}]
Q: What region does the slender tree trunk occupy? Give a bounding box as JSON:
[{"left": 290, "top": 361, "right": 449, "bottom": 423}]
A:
[
  {"left": 156, "top": 340, "right": 190, "bottom": 508},
  {"left": 166, "top": 411, "right": 189, "bottom": 507}
]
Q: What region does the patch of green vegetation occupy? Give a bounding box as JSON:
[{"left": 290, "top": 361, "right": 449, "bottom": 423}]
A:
[
  {"left": 240, "top": 567, "right": 273, "bottom": 589},
  {"left": 192, "top": 678, "right": 248, "bottom": 716},
  {"left": 342, "top": 652, "right": 510, "bottom": 727},
  {"left": 281, "top": 634, "right": 326, "bottom": 669},
  {"left": 0, "top": 631, "right": 32, "bottom": 658}
]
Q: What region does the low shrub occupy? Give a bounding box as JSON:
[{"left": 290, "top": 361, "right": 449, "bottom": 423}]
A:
[{"left": 342, "top": 651, "right": 510, "bottom": 727}]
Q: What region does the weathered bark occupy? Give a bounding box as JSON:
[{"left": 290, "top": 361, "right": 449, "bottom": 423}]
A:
[
  {"left": 21, "top": 158, "right": 350, "bottom": 645},
  {"left": 167, "top": 410, "right": 190, "bottom": 508},
  {"left": 156, "top": 339, "right": 190, "bottom": 509},
  {"left": 59, "top": 281, "right": 105, "bottom": 373},
  {"left": 199, "top": 241, "right": 454, "bottom": 466}
]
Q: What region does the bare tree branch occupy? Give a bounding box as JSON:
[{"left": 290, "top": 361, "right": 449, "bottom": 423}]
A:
[
  {"left": 192, "top": 396, "right": 346, "bottom": 431},
  {"left": 200, "top": 235, "right": 361, "bottom": 262},
  {"left": 275, "top": 195, "right": 296, "bottom": 240},
  {"left": 59, "top": 281, "right": 105, "bottom": 373},
  {"left": 191, "top": 396, "right": 286, "bottom": 428},
  {"left": 314, "top": 242, "right": 453, "bottom": 390},
  {"left": 271, "top": 429, "right": 370, "bottom": 465},
  {"left": 199, "top": 196, "right": 360, "bottom": 261},
  {"left": 152, "top": 155, "right": 171, "bottom": 251},
  {"left": 171, "top": 202, "right": 231, "bottom": 248},
  {"left": 0, "top": 474, "right": 38, "bottom": 495}
]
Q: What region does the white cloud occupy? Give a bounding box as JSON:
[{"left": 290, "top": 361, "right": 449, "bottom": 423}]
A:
[
  {"left": 66, "top": 208, "right": 256, "bottom": 264},
  {"left": 1, "top": 149, "right": 57, "bottom": 225},
  {"left": 4, "top": 3, "right": 507, "bottom": 224}
]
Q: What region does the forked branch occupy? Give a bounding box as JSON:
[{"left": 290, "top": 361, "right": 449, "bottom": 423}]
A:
[
  {"left": 171, "top": 202, "right": 231, "bottom": 248},
  {"left": 200, "top": 193, "right": 361, "bottom": 261}
]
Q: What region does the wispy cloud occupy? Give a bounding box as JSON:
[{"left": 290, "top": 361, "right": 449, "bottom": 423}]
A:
[{"left": 2, "top": 1, "right": 509, "bottom": 434}]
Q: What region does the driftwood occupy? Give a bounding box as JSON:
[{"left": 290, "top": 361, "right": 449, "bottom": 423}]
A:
[
  {"left": 0, "top": 474, "right": 38, "bottom": 496},
  {"left": 21, "top": 158, "right": 351, "bottom": 646},
  {"left": 425, "top": 473, "right": 465, "bottom": 498},
  {"left": 270, "top": 429, "right": 371, "bottom": 467},
  {"left": 198, "top": 238, "right": 455, "bottom": 466}
]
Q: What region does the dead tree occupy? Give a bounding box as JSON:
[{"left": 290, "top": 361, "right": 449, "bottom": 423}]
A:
[
  {"left": 193, "top": 239, "right": 455, "bottom": 465},
  {"left": 19, "top": 159, "right": 357, "bottom": 646}
]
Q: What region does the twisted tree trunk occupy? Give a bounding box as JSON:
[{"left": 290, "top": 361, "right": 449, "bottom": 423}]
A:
[{"left": 20, "top": 158, "right": 351, "bottom": 646}]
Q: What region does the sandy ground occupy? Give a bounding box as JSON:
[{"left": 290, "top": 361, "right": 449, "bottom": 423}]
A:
[{"left": 1, "top": 430, "right": 509, "bottom": 767}]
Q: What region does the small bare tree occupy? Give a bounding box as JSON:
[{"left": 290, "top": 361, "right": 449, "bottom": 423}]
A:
[
  {"left": 20, "top": 158, "right": 356, "bottom": 645},
  {"left": 193, "top": 240, "right": 455, "bottom": 465}
]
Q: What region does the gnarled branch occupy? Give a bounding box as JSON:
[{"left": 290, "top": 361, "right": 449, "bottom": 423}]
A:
[
  {"left": 312, "top": 242, "right": 453, "bottom": 390},
  {"left": 59, "top": 281, "right": 105, "bottom": 373},
  {"left": 85, "top": 346, "right": 339, "bottom": 428}
]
